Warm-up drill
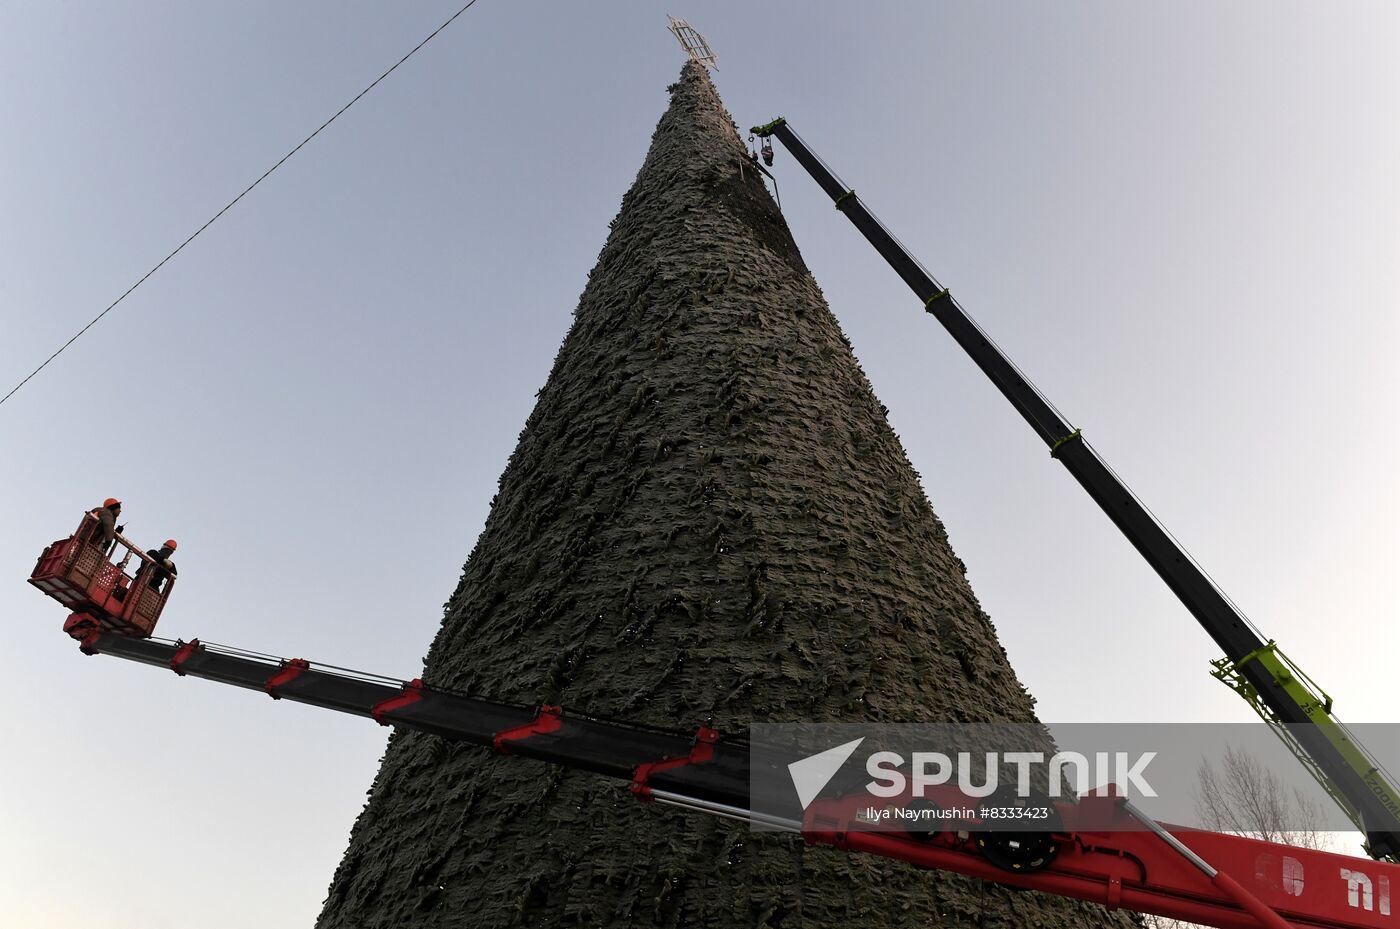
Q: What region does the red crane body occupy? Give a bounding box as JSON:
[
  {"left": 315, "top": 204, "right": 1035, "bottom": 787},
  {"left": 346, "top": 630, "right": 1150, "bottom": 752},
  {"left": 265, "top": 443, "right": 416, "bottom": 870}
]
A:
[
  {"left": 809, "top": 790, "right": 1395, "bottom": 929},
  {"left": 49, "top": 618, "right": 1400, "bottom": 929}
]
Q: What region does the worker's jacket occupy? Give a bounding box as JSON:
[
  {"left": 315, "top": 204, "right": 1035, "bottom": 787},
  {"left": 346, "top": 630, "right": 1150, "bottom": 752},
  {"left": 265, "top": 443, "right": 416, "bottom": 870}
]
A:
[
  {"left": 144, "top": 549, "right": 177, "bottom": 591},
  {"left": 88, "top": 507, "right": 117, "bottom": 550}
]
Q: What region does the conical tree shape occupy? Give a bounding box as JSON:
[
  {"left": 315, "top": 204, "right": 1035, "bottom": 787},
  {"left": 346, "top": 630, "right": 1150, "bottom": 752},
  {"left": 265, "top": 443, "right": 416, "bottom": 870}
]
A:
[{"left": 317, "top": 62, "right": 1137, "bottom": 929}]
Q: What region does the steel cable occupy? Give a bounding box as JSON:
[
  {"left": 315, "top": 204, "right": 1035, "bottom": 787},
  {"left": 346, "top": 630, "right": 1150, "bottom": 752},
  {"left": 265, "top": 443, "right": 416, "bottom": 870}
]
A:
[{"left": 0, "top": 0, "right": 484, "bottom": 410}]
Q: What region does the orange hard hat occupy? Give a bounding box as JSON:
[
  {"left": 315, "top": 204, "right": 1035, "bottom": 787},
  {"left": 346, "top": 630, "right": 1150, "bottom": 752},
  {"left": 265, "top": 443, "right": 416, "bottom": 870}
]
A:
[
  {"left": 103, "top": 497, "right": 121, "bottom": 508},
  {"left": 163, "top": 540, "right": 178, "bottom": 551}
]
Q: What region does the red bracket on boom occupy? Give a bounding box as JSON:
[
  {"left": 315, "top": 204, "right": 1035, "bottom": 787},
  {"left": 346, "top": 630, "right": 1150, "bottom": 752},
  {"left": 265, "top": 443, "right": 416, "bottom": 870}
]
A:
[
  {"left": 370, "top": 679, "right": 424, "bottom": 726},
  {"left": 265, "top": 659, "right": 310, "bottom": 699},
  {"left": 170, "top": 639, "right": 201, "bottom": 676},
  {"left": 492, "top": 705, "right": 564, "bottom": 754},
  {"left": 63, "top": 613, "right": 103, "bottom": 654},
  {"left": 631, "top": 727, "right": 721, "bottom": 801}
]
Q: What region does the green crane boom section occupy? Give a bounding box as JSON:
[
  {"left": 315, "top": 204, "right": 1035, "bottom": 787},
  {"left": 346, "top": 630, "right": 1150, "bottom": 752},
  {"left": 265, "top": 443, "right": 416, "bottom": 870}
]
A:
[{"left": 751, "top": 116, "right": 1400, "bottom": 861}]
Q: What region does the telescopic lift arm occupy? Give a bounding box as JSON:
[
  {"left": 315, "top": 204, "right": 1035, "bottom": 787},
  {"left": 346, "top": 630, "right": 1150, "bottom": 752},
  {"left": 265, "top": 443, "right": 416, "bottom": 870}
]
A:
[
  {"left": 71, "top": 629, "right": 1400, "bottom": 929},
  {"left": 749, "top": 116, "right": 1400, "bottom": 863}
]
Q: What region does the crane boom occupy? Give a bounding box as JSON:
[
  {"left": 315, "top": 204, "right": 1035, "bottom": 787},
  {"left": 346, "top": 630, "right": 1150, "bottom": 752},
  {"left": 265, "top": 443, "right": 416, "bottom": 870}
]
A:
[
  {"left": 750, "top": 116, "right": 1400, "bottom": 861},
  {"left": 64, "top": 627, "right": 1400, "bottom": 929}
]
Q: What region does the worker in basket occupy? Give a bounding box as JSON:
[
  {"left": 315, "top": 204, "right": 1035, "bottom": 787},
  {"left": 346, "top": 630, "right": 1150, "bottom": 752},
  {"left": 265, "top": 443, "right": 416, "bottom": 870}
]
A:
[
  {"left": 87, "top": 497, "right": 125, "bottom": 554},
  {"left": 144, "top": 540, "right": 178, "bottom": 592}
]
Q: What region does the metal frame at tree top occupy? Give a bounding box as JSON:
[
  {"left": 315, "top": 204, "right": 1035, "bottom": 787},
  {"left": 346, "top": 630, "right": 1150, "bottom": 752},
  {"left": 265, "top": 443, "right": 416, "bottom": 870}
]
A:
[{"left": 666, "top": 16, "right": 717, "bottom": 70}]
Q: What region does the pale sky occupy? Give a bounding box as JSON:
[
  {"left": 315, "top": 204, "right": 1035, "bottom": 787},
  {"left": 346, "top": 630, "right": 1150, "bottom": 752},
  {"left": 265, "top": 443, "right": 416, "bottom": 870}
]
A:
[{"left": 4, "top": 3, "right": 1399, "bottom": 926}]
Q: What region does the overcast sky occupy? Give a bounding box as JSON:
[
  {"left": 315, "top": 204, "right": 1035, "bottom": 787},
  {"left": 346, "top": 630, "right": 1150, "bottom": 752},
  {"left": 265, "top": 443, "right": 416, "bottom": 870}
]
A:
[{"left": 4, "top": 3, "right": 1399, "bottom": 926}]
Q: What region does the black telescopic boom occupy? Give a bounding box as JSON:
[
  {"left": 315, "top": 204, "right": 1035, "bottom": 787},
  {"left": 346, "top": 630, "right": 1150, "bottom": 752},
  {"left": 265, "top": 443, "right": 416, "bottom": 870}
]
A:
[
  {"left": 92, "top": 633, "right": 757, "bottom": 809},
  {"left": 752, "top": 117, "right": 1400, "bottom": 860}
]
